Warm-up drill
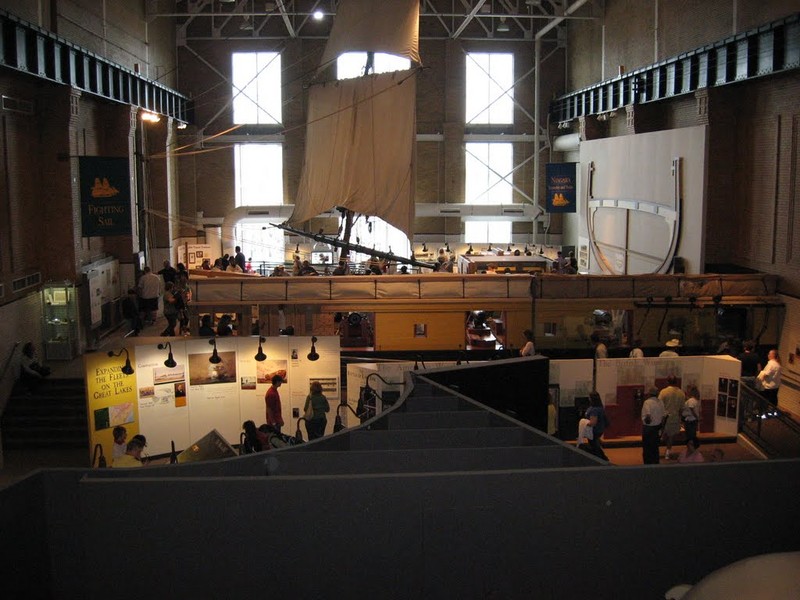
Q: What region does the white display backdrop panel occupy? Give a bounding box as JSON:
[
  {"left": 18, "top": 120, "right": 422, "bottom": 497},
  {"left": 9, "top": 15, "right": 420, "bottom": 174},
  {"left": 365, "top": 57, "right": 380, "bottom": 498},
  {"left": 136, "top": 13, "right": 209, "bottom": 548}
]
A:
[
  {"left": 130, "top": 336, "right": 340, "bottom": 455},
  {"left": 549, "top": 359, "right": 594, "bottom": 407},
  {"left": 594, "top": 355, "right": 741, "bottom": 435}
]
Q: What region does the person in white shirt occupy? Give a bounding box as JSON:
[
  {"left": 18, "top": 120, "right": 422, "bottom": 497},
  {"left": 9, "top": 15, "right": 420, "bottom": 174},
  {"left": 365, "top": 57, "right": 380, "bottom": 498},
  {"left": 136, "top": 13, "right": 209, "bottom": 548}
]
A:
[
  {"left": 591, "top": 333, "right": 608, "bottom": 359},
  {"left": 681, "top": 385, "right": 701, "bottom": 444},
  {"left": 520, "top": 329, "right": 535, "bottom": 357},
  {"left": 112, "top": 426, "right": 128, "bottom": 460},
  {"left": 757, "top": 349, "right": 782, "bottom": 406},
  {"left": 641, "top": 387, "right": 666, "bottom": 464}
]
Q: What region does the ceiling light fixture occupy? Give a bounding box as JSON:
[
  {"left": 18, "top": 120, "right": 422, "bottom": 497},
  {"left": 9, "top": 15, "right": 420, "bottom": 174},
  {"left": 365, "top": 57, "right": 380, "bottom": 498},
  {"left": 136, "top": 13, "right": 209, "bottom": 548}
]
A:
[
  {"left": 497, "top": 17, "right": 510, "bottom": 33},
  {"left": 141, "top": 111, "right": 160, "bottom": 123}
]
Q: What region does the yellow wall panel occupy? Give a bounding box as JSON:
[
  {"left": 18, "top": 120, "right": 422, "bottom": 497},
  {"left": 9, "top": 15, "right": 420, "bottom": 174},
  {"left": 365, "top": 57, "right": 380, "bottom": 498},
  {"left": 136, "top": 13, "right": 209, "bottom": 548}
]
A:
[{"left": 375, "top": 312, "right": 466, "bottom": 350}]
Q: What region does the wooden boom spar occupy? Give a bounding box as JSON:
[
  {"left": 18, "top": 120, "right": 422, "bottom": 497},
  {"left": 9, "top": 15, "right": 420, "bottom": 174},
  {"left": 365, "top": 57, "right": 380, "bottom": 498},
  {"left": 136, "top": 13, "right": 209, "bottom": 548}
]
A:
[{"left": 272, "top": 223, "right": 437, "bottom": 270}]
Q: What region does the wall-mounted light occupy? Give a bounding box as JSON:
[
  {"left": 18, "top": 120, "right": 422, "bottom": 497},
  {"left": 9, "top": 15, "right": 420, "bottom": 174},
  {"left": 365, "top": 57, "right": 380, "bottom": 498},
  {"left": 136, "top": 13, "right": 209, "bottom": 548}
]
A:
[
  {"left": 254, "top": 337, "right": 267, "bottom": 362},
  {"left": 295, "top": 243, "right": 300, "bottom": 254},
  {"left": 140, "top": 111, "right": 161, "bottom": 123},
  {"left": 157, "top": 342, "right": 177, "bottom": 368},
  {"left": 422, "top": 243, "right": 428, "bottom": 253},
  {"left": 176, "top": 122, "right": 188, "bottom": 130},
  {"left": 107, "top": 348, "right": 134, "bottom": 375},
  {"left": 445, "top": 241, "right": 451, "bottom": 253},
  {"left": 307, "top": 336, "right": 320, "bottom": 361},
  {"left": 466, "top": 244, "right": 474, "bottom": 255},
  {"left": 209, "top": 338, "right": 222, "bottom": 364},
  {"left": 507, "top": 244, "right": 512, "bottom": 252}
]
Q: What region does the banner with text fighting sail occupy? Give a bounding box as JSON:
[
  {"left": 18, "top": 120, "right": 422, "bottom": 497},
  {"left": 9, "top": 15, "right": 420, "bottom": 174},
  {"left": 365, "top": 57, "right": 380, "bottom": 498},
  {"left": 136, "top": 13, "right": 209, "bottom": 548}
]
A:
[
  {"left": 545, "top": 162, "right": 577, "bottom": 213},
  {"left": 80, "top": 156, "right": 132, "bottom": 236}
]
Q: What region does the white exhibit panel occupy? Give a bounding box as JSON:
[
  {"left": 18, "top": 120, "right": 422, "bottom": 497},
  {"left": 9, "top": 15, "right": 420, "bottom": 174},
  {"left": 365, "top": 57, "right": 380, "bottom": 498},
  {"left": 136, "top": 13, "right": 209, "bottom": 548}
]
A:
[
  {"left": 702, "top": 355, "right": 742, "bottom": 436},
  {"left": 549, "top": 359, "right": 594, "bottom": 407},
  {"left": 287, "top": 336, "right": 341, "bottom": 436},
  {"left": 118, "top": 336, "right": 341, "bottom": 454},
  {"left": 134, "top": 342, "right": 192, "bottom": 456},
  {"left": 594, "top": 355, "right": 740, "bottom": 436},
  {"left": 186, "top": 336, "right": 242, "bottom": 446},
  {"left": 239, "top": 336, "right": 289, "bottom": 427},
  {"left": 346, "top": 363, "right": 377, "bottom": 423}
]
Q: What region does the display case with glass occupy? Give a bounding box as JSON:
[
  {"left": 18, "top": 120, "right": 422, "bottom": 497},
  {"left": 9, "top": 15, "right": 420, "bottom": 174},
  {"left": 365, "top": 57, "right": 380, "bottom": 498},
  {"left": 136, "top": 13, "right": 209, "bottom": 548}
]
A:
[{"left": 43, "top": 281, "right": 79, "bottom": 360}]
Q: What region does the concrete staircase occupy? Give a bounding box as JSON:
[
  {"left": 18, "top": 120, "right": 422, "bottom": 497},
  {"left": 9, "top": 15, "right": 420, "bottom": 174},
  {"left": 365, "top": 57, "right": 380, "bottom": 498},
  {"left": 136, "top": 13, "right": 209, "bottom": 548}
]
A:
[{"left": 1, "top": 378, "right": 88, "bottom": 449}]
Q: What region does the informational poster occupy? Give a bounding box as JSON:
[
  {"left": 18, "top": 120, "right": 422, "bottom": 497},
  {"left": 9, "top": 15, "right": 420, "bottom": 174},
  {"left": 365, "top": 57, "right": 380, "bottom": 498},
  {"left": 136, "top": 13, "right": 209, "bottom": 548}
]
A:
[
  {"left": 84, "top": 349, "right": 139, "bottom": 463},
  {"left": 134, "top": 343, "right": 192, "bottom": 456}
]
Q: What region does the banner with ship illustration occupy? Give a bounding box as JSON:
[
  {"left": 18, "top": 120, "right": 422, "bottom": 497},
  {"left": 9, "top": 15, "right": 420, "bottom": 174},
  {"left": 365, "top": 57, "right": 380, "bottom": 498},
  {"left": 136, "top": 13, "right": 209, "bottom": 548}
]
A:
[
  {"left": 79, "top": 156, "right": 132, "bottom": 236},
  {"left": 545, "top": 162, "right": 577, "bottom": 213}
]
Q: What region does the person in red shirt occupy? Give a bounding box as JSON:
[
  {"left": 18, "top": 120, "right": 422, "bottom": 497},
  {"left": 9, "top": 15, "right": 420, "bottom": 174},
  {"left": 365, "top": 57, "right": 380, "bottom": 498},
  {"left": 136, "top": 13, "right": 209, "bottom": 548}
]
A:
[{"left": 265, "top": 375, "right": 284, "bottom": 433}]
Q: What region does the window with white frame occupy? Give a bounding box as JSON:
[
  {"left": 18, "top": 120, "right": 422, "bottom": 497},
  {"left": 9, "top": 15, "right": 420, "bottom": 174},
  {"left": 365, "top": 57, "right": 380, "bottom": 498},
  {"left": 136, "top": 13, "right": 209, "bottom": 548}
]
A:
[
  {"left": 234, "top": 143, "right": 283, "bottom": 207},
  {"left": 337, "top": 52, "right": 411, "bottom": 79},
  {"left": 232, "top": 52, "right": 282, "bottom": 124},
  {"left": 465, "top": 142, "right": 513, "bottom": 204},
  {"left": 348, "top": 216, "right": 411, "bottom": 265},
  {"left": 236, "top": 221, "right": 286, "bottom": 265},
  {"left": 465, "top": 52, "right": 514, "bottom": 125},
  {"left": 464, "top": 221, "right": 512, "bottom": 244},
  {"left": 464, "top": 142, "right": 513, "bottom": 243}
]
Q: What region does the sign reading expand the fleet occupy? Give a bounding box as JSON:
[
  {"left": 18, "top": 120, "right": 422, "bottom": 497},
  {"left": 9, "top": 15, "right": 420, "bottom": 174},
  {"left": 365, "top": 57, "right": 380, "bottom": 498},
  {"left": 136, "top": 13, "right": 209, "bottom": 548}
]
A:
[
  {"left": 545, "top": 162, "right": 577, "bottom": 213},
  {"left": 79, "top": 156, "right": 132, "bottom": 236}
]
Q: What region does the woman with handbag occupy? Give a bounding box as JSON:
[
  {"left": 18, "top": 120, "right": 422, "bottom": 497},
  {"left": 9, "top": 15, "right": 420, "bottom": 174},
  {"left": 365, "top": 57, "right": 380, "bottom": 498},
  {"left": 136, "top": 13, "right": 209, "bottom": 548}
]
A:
[{"left": 303, "top": 380, "right": 330, "bottom": 440}]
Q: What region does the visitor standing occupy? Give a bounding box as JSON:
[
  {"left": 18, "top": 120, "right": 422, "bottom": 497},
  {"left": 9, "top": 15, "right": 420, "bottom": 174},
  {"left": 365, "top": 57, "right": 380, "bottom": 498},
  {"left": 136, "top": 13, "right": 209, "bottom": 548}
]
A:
[
  {"left": 641, "top": 387, "right": 665, "bottom": 464},
  {"left": 681, "top": 385, "right": 701, "bottom": 444},
  {"left": 659, "top": 375, "right": 686, "bottom": 460},
  {"left": 303, "top": 380, "right": 330, "bottom": 440},
  {"left": 265, "top": 375, "right": 284, "bottom": 433},
  {"left": 158, "top": 260, "right": 177, "bottom": 285},
  {"left": 234, "top": 246, "right": 247, "bottom": 272},
  {"left": 137, "top": 266, "right": 162, "bottom": 326},
  {"left": 757, "top": 349, "right": 782, "bottom": 406},
  {"left": 585, "top": 391, "right": 609, "bottom": 461},
  {"left": 520, "top": 329, "right": 535, "bottom": 356}
]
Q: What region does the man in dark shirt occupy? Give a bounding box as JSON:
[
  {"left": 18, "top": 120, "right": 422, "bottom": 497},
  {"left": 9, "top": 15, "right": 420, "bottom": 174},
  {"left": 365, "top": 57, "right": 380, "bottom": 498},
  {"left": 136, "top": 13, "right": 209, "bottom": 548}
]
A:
[
  {"left": 738, "top": 340, "right": 762, "bottom": 384},
  {"left": 158, "top": 260, "right": 177, "bottom": 284},
  {"left": 234, "top": 246, "right": 247, "bottom": 272}
]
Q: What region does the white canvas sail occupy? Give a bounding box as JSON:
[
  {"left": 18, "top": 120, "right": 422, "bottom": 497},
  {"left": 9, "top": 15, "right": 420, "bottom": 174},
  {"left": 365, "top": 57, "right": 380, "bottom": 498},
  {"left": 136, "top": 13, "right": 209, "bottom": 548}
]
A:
[
  {"left": 290, "top": 70, "right": 417, "bottom": 237},
  {"left": 290, "top": 0, "right": 420, "bottom": 238},
  {"left": 319, "top": 0, "right": 421, "bottom": 69}
]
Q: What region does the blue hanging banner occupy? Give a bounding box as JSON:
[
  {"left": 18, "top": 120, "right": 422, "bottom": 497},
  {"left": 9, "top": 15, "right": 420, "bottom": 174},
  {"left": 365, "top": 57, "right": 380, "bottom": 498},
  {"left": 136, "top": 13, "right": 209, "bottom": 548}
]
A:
[
  {"left": 545, "top": 162, "right": 577, "bottom": 213},
  {"left": 79, "top": 156, "right": 132, "bottom": 236}
]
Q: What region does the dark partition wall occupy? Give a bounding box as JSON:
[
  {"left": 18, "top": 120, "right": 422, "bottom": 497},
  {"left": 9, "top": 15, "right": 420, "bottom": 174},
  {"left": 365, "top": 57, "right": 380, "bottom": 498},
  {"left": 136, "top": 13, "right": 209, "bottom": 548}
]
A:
[
  {"left": 2, "top": 460, "right": 795, "bottom": 599},
  {"left": 422, "top": 356, "right": 550, "bottom": 431}
]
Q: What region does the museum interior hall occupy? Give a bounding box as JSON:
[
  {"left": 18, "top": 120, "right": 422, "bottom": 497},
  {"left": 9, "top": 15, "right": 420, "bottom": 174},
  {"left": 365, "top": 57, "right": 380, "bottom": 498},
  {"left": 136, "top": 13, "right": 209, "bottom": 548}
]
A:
[{"left": 1, "top": 1, "right": 799, "bottom": 598}]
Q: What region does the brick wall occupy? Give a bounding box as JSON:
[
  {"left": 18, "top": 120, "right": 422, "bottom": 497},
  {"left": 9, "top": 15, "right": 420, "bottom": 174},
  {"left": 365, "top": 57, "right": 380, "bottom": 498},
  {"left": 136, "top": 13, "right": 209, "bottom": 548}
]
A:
[{"left": 566, "top": 0, "right": 800, "bottom": 295}]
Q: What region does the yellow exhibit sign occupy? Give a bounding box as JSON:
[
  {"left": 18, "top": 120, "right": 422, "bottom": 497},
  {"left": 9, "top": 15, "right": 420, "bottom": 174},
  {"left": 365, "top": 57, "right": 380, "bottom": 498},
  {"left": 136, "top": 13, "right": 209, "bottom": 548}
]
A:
[{"left": 84, "top": 349, "right": 139, "bottom": 465}]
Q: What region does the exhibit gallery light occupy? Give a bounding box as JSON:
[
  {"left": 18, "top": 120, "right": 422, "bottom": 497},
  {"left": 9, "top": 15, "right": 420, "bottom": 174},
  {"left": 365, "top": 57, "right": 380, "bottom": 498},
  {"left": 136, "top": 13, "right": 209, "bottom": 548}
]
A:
[
  {"left": 255, "top": 337, "right": 267, "bottom": 362},
  {"left": 158, "top": 342, "right": 177, "bottom": 368},
  {"left": 107, "top": 348, "right": 134, "bottom": 375},
  {"left": 307, "top": 336, "right": 320, "bottom": 361},
  {"left": 209, "top": 338, "right": 222, "bottom": 364}
]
